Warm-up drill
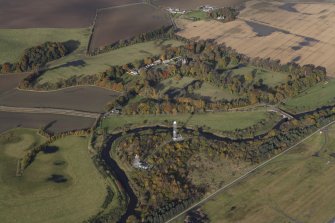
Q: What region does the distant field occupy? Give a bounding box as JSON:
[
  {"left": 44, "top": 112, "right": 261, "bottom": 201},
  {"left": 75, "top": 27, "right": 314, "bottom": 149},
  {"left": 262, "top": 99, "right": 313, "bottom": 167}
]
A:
[
  {"left": 91, "top": 3, "right": 171, "bottom": 50},
  {"left": 0, "top": 28, "right": 90, "bottom": 64},
  {"left": 177, "top": 1, "right": 335, "bottom": 76},
  {"left": 0, "top": 112, "right": 95, "bottom": 134},
  {"left": 0, "top": 0, "right": 141, "bottom": 28},
  {"left": 0, "top": 132, "right": 107, "bottom": 223},
  {"left": 197, "top": 123, "right": 335, "bottom": 223},
  {"left": 40, "top": 39, "right": 183, "bottom": 84},
  {"left": 154, "top": 0, "right": 244, "bottom": 9},
  {"left": 101, "top": 109, "right": 278, "bottom": 133},
  {"left": 282, "top": 79, "right": 335, "bottom": 113}
]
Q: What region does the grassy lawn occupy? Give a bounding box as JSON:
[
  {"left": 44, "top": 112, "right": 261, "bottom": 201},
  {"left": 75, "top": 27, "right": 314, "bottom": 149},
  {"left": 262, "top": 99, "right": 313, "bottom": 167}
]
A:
[
  {"left": 39, "top": 39, "right": 183, "bottom": 84},
  {"left": 101, "top": 109, "right": 277, "bottom": 133},
  {"left": 183, "top": 10, "right": 209, "bottom": 20},
  {"left": 0, "top": 130, "right": 109, "bottom": 223},
  {"left": 0, "top": 28, "right": 90, "bottom": 64},
  {"left": 282, "top": 79, "right": 335, "bottom": 114},
  {"left": 160, "top": 77, "right": 238, "bottom": 100},
  {"left": 232, "top": 66, "right": 289, "bottom": 87},
  {"left": 193, "top": 124, "right": 335, "bottom": 223}
]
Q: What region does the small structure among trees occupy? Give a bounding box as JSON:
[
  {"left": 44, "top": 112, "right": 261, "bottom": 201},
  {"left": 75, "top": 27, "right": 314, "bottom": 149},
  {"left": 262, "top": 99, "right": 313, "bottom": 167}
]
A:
[{"left": 172, "top": 121, "right": 183, "bottom": 142}]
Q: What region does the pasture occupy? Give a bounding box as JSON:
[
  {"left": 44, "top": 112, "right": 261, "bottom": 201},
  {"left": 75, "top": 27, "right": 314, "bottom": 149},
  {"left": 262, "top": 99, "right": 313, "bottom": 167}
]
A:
[
  {"left": 177, "top": 1, "right": 335, "bottom": 76},
  {"left": 39, "top": 39, "right": 182, "bottom": 84},
  {"left": 0, "top": 131, "right": 108, "bottom": 223},
  {"left": 0, "top": 28, "right": 89, "bottom": 64},
  {"left": 90, "top": 3, "right": 171, "bottom": 50},
  {"left": 0, "top": 112, "right": 95, "bottom": 134},
  {"left": 282, "top": 79, "right": 335, "bottom": 113},
  {"left": 194, "top": 123, "right": 335, "bottom": 223},
  {"left": 0, "top": 0, "right": 141, "bottom": 28},
  {"left": 101, "top": 108, "right": 280, "bottom": 134}
]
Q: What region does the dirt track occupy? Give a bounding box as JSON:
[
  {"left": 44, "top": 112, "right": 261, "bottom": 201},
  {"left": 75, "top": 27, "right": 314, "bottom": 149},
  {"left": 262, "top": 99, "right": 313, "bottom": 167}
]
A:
[{"left": 0, "top": 0, "right": 141, "bottom": 28}]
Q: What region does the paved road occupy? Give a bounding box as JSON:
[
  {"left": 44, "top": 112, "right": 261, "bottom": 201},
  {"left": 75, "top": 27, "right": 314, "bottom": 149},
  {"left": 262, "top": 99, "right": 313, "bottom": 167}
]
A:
[
  {"left": 165, "top": 120, "right": 335, "bottom": 223},
  {"left": 0, "top": 106, "right": 100, "bottom": 119}
]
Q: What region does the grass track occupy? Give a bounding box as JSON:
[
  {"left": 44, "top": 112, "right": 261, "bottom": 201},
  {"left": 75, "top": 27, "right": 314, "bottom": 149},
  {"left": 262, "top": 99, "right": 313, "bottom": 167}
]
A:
[{"left": 0, "top": 130, "right": 108, "bottom": 223}]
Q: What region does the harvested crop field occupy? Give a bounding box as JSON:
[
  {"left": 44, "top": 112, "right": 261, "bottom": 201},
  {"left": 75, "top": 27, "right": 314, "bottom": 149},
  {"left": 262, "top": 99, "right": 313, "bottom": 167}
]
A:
[
  {"left": 0, "top": 86, "right": 120, "bottom": 113},
  {"left": 0, "top": 73, "right": 29, "bottom": 95},
  {"left": 0, "top": 112, "right": 95, "bottom": 134},
  {"left": 154, "top": 0, "right": 245, "bottom": 9},
  {"left": 177, "top": 0, "right": 335, "bottom": 76},
  {"left": 0, "top": 0, "right": 141, "bottom": 28},
  {"left": 90, "top": 3, "right": 171, "bottom": 51}
]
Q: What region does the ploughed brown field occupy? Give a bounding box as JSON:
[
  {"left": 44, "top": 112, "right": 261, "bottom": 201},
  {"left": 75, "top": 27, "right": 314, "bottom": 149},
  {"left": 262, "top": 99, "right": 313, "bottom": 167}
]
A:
[
  {"left": 0, "top": 86, "right": 120, "bottom": 113},
  {"left": 153, "top": 0, "right": 245, "bottom": 9},
  {"left": 0, "top": 0, "right": 141, "bottom": 28},
  {"left": 177, "top": 0, "right": 335, "bottom": 76},
  {"left": 0, "top": 75, "right": 120, "bottom": 112},
  {"left": 90, "top": 3, "right": 171, "bottom": 51},
  {"left": 0, "top": 112, "right": 95, "bottom": 134}
]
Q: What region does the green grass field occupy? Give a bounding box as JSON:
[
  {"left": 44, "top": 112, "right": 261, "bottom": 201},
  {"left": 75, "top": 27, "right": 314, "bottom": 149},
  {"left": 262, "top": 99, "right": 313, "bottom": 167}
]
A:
[
  {"left": 0, "top": 28, "right": 90, "bottom": 64},
  {"left": 0, "top": 129, "right": 109, "bottom": 223},
  {"left": 160, "top": 77, "right": 237, "bottom": 100},
  {"left": 101, "top": 109, "right": 278, "bottom": 134},
  {"left": 232, "top": 66, "right": 288, "bottom": 87},
  {"left": 183, "top": 10, "right": 208, "bottom": 20},
  {"left": 282, "top": 79, "right": 335, "bottom": 113},
  {"left": 189, "top": 124, "right": 335, "bottom": 223},
  {"left": 39, "top": 39, "right": 183, "bottom": 84}
]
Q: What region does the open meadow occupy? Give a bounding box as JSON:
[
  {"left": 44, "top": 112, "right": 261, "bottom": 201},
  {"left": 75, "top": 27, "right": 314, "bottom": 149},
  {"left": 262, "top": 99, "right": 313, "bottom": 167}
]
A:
[
  {"left": 154, "top": 0, "right": 245, "bottom": 9},
  {"left": 183, "top": 123, "right": 335, "bottom": 223},
  {"left": 0, "top": 131, "right": 108, "bottom": 223},
  {"left": 0, "top": 28, "right": 90, "bottom": 64},
  {"left": 282, "top": 79, "right": 335, "bottom": 113},
  {"left": 101, "top": 108, "right": 280, "bottom": 134},
  {"left": 177, "top": 0, "right": 335, "bottom": 76},
  {"left": 90, "top": 3, "right": 171, "bottom": 50}
]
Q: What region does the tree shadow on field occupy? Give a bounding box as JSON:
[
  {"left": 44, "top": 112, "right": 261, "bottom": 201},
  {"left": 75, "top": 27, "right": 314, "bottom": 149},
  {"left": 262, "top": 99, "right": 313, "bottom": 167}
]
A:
[
  {"left": 41, "top": 146, "right": 59, "bottom": 154},
  {"left": 48, "top": 59, "right": 87, "bottom": 71},
  {"left": 47, "top": 174, "right": 68, "bottom": 183},
  {"left": 63, "top": 40, "right": 80, "bottom": 54}
]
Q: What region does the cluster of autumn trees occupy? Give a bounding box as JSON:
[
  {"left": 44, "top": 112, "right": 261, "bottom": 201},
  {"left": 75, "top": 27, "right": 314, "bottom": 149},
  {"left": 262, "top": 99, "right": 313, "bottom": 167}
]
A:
[
  {"left": 89, "top": 25, "right": 175, "bottom": 55},
  {"left": 111, "top": 102, "right": 335, "bottom": 222},
  {"left": 0, "top": 42, "right": 68, "bottom": 73},
  {"left": 208, "top": 7, "right": 240, "bottom": 22}
]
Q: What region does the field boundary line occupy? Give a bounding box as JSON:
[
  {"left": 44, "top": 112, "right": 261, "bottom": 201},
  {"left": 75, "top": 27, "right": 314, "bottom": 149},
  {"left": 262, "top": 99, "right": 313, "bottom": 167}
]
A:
[
  {"left": 15, "top": 85, "right": 123, "bottom": 94},
  {"left": 165, "top": 120, "right": 335, "bottom": 223}
]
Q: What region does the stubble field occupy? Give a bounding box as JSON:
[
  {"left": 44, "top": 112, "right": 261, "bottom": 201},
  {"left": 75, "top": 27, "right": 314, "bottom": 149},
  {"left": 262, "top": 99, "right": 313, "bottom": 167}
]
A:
[{"left": 177, "top": 0, "right": 335, "bottom": 76}]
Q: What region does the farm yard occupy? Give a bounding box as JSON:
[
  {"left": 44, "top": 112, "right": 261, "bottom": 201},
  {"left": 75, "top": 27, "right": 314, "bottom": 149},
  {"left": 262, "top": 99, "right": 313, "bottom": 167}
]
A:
[
  {"left": 188, "top": 123, "right": 335, "bottom": 223},
  {"left": 0, "top": 0, "right": 141, "bottom": 28},
  {"left": 0, "top": 131, "right": 108, "bottom": 223},
  {"left": 0, "top": 112, "right": 95, "bottom": 134},
  {"left": 90, "top": 3, "right": 172, "bottom": 51},
  {"left": 177, "top": 0, "right": 335, "bottom": 76},
  {"left": 153, "top": 0, "right": 245, "bottom": 9}
]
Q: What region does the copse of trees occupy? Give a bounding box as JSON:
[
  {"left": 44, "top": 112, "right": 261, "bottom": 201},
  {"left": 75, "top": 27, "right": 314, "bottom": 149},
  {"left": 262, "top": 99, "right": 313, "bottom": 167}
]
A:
[
  {"left": 1, "top": 41, "right": 69, "bottom": 73},
  {"left": 208, "top": 7, "right": 240, "bottom": 22}
]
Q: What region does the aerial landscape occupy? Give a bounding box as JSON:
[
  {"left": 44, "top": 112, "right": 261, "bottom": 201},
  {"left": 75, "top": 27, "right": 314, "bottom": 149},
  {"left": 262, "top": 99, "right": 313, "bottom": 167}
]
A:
[{"left": 1, "top": 0, "right": 335, "bottom": 222}]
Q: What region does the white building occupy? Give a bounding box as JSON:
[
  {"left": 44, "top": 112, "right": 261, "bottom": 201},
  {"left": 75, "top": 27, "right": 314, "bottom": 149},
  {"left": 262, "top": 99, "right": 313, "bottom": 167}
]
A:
[
  {"left": 172, "top": 121, "right": 183, "bottom": 142},
  {"left": 133, "top": 154, "right": 149, "bottom": 170}
]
